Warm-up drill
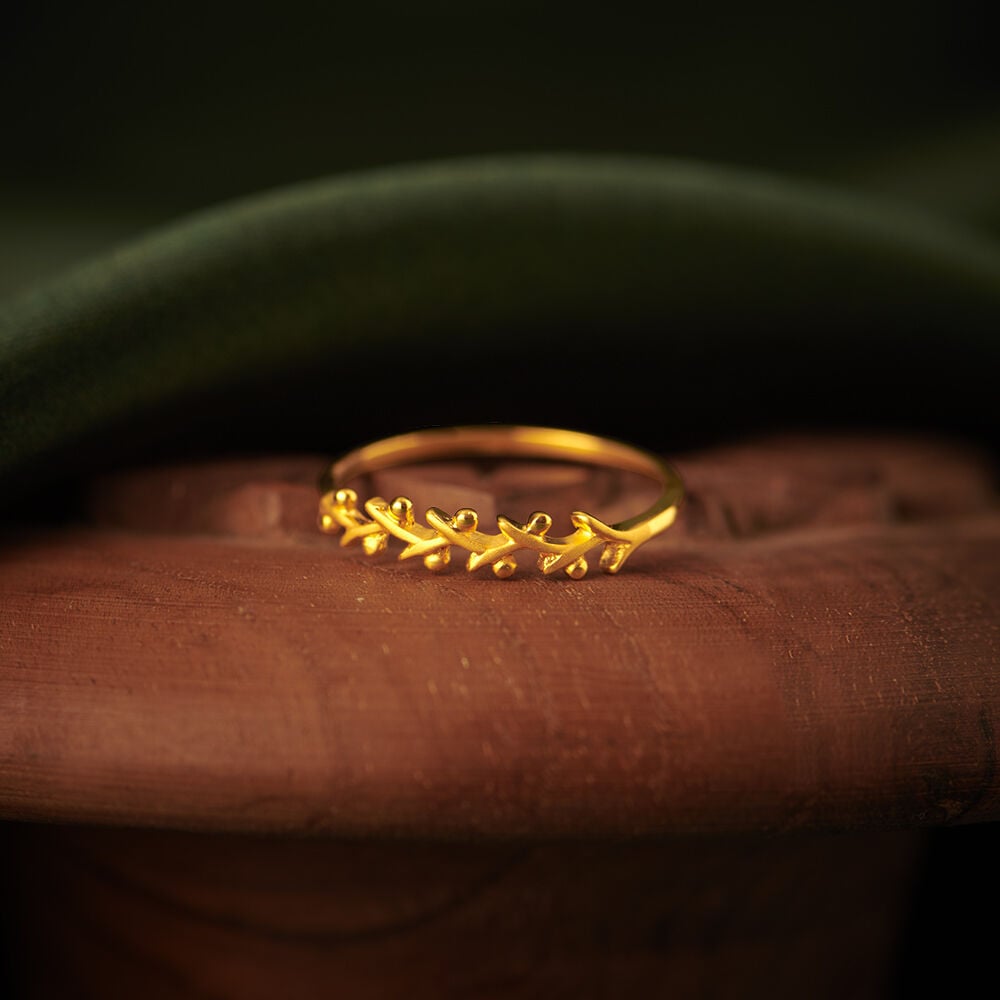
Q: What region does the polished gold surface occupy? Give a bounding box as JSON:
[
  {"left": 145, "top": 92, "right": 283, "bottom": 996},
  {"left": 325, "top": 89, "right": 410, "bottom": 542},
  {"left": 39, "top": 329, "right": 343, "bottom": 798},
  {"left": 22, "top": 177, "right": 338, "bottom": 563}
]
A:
[{"left": 318, "top": 426, "right": 683, "bottom": 579}]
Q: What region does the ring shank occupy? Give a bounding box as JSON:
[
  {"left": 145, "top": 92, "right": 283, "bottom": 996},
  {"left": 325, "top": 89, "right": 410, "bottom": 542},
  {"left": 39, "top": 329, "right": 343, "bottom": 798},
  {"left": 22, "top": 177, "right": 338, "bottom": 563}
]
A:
[{"left": 322, "top": 425, "right": 683, "bottom": 530}]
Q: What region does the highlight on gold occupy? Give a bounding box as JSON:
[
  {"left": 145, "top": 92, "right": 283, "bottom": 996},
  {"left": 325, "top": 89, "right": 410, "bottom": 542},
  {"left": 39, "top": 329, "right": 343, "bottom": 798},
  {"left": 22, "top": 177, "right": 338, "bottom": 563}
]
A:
[{"left": 318, "top": 426, "right": 683, "bottom": 580}]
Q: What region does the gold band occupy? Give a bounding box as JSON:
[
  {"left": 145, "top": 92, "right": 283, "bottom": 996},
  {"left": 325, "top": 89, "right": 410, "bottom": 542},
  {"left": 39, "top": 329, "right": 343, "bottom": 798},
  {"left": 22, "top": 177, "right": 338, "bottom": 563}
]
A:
[{"left": 318, "top": 426, "right": 683, "bottom": 579}]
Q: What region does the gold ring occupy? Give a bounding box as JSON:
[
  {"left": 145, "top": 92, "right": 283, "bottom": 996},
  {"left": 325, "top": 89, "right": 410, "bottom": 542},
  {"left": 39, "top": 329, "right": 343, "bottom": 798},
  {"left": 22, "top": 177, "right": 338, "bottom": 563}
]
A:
[{"left": 318, "top": 426, "right": 683, "bottom": 579}]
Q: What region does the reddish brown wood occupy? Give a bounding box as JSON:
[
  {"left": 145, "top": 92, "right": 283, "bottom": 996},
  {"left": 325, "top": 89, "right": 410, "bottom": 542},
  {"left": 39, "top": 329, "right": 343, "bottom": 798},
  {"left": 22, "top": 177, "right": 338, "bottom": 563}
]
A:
[
  {"left": 1, "top": 435, "right": 996, "bottom": 837},
  {"left": 1, "top": 434, "right": 996, "bottom": 997},
  {"left": 4, "top": 823, "right": 921, "bottom": 999}
]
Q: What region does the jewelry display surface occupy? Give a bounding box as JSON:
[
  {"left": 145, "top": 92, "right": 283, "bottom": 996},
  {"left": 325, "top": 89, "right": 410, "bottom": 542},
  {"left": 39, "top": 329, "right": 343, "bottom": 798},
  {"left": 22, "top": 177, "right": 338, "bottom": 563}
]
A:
[{"left": 2, "top": 435, "right": 997, "bottom": 998}]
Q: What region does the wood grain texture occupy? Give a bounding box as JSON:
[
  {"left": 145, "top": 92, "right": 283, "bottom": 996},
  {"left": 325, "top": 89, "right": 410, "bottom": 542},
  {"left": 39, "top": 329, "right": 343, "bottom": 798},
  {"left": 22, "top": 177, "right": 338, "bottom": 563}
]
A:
[
  {"left": 1, "top": 436, "right": 997, "bottom": 837},
  {"left": 3, "top": 823, "right": 920, "bottom": 999}
]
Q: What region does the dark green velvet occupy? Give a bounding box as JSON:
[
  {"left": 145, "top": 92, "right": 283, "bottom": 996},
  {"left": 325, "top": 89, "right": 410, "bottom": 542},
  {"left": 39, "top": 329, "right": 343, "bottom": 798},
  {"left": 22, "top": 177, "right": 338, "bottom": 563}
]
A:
[{"left": 2, "top": 155, "right": 1000, "bottom": 501}]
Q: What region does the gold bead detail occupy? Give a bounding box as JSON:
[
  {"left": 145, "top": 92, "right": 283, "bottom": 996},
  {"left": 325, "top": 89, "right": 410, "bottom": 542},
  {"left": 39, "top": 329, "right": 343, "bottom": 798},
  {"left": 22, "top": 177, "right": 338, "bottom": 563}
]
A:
[
  {"left": 424, "top": 549, "right": 450, "bottom": 572},
  {"left": 453, "top": 508, "right": 479, "bottom": 532},
  {"left": 390, "top": 496, "right": 415, "bottom": 526},
  {"left": 492, "top": 555, "right": 517, "bottom": 579}
]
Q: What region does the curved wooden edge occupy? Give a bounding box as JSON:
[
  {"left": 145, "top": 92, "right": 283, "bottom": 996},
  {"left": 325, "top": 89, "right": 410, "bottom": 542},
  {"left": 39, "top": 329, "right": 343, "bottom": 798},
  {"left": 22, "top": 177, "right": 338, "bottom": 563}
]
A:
[
  {"left": 2, "top": 823, "right": 922, "bottom": 998},
  {"left": 1, "top": 435, "right": 997, "bottom": 837}
]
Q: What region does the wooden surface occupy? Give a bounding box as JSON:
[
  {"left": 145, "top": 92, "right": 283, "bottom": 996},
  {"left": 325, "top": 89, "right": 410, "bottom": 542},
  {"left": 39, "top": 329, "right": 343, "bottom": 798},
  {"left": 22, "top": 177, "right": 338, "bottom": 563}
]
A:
[
  {"left": 2, "top": 823, "right": 920, "bottom": 999},
  {"left": 1, "top": 434, "right": 997, "bottom": 837}
]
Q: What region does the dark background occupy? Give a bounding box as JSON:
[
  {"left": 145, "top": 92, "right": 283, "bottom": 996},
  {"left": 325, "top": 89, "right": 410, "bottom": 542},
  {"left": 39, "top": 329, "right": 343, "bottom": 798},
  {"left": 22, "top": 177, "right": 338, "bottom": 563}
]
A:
[
  {"left": 3, "top": 4, "right": 999, "bottom": 235},
  {"left": 1, "top": 4, "right": 998, "bottom": 994},
  {"left": 2, "top": 4, "right": 1000, "bottom": 466}
]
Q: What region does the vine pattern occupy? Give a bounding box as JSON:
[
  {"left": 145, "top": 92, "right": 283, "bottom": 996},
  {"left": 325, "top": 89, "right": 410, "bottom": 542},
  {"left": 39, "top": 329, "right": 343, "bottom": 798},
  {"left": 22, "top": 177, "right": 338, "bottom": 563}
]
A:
[{"left": 318, "top": 488, "right": 670, "bottom": 579}]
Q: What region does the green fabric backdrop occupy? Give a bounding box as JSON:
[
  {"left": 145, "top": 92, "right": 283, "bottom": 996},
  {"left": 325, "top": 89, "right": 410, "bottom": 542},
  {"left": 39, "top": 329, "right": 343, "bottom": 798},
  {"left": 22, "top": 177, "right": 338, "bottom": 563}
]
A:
[{"left": 1, "top": 6, "right": 997, "bottom": 505}]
